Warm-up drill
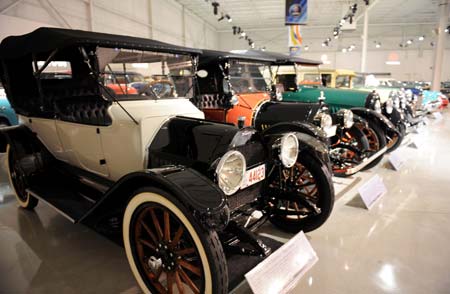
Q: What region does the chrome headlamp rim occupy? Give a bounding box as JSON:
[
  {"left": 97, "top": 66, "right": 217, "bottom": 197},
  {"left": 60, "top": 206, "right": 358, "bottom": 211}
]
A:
[
  {"left": 385, "top": 97, "right": 394, "bottom": 114},
  {"left": 215, "top": 150, "right": 246, "bottom": 196},
  {"left": 320, "top": 113, "right": 333, "bottom": 129},
  {"left": 374, "top": 99, "right": 382, "bottom": 113},
  {"left": 279, "top": 133, "right": 299, "bottom": 168},
  {"left": 343, "top": 109, "right": 354, "bottom": 129}
]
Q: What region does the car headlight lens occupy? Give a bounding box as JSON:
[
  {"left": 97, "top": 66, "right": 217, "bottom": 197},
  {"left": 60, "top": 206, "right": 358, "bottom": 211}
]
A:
[
  {"left": 279, "top": 133, "right": 299, "bottom": 168},
  {"left": 386, "top": 98, "right": 394, "bottom": 114},
  {"left": 342, "top": 109, "right": 354, "bottom": 128},
  {"left": 374, "top": 99, "right": 382, "bottom": 113},
  {"left": 216, "top": 150, "right": 246, "bottom": 195},
  {"left": 320, "top": 113, "right": 333, "bottom": 129}
]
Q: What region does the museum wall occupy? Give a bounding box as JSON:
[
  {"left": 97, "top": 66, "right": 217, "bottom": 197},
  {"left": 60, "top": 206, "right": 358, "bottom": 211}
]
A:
[
  {"left": 218, "top": 30, "right": 450, "bottom": 82},
  {"left": 0, "top": 0, "right": 218, "bottom": 49}
]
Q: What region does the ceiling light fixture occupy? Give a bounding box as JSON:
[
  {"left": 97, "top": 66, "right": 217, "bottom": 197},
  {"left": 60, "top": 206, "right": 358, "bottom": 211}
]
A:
[
  {"left": 418, "top": 35, "right": 425, "bottom": 41},
  {"left": 304, "top": 45, "right": 309, "bottom": 51},
  {"left": 211, "top": 1, "right": 219, "bottom": 15},
  {"left": 406, "top": 39, "right": 413, "bottom": 45},
  {"left": 226, "top": 14, "right": 232, "bottom": 22}
]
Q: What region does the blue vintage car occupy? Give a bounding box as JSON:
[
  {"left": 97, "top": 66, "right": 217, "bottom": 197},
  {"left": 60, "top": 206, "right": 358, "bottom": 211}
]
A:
[{"left": 0, "top": 85, "right": 18, "bottom": 127}]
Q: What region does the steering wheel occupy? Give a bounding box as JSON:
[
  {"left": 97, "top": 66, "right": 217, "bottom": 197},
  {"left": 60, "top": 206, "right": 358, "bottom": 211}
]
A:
[{"left": 142, "top": 80, "right": 175, "bottom": 98}]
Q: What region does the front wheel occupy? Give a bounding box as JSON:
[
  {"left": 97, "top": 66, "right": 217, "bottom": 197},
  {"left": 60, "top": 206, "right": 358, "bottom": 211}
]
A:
[
  {"left": 269, "top": 152, "right": 335, "bottom": 233},
  {"left": 123, "top": 187, "right": 228, "bottom": 294},
  {"left": 386, "top": 123, "right": 405, "bottom": 152},
  {"left": 6, "top": 144, "right": 38, "bottom": 209},
  {"left": 359, "top": 120, "right": 386, "bottom": 171}
]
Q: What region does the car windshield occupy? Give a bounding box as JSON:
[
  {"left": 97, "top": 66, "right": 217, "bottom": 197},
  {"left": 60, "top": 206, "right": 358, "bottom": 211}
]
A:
[
  {"left": 335, "top": 75, "right": 351, "bottom": 88},
  {"left": 97, "top": 47, "right": 195, "bottom": 100},
  {"left": 227, "top": 60, "right": 270, "bottom": 93},
  {"left": 353, "top": 75, "right": 365, "bottom": 88}
]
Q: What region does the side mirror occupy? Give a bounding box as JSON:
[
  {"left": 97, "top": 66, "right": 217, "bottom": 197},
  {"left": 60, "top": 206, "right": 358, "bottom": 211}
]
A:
[{"left": 197, "top": 70, "right": 208, "bottom": 78}]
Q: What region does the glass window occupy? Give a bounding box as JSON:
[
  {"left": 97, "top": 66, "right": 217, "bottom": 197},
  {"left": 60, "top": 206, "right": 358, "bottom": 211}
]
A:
[
  {"left": 353, "top": 75, "right": 365, "bottom": 88},
  {"left": 321, "top": 74, "right": 332, "bottom": 87},
  {"left": 97, "top": 47, "right": 195, "bottom": 100},
  {"left": 228, "top": 60, "right": 270, "bottom": 93},
  {"left": 36, "top": 61, "right": 72, "bottom": 79},
  {"left": 300, "top": 73, "right": 322, "bottom": 85},
  {"left": 335, "top": 75, "right": 351, "bottom": 88}
]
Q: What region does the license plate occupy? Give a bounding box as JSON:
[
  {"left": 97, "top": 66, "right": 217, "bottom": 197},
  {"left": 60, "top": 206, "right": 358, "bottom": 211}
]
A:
[
  {"left": 324, "top": 125, "right": 337, "bottom": 137},
  {"left": 241, "top": 164, "right": 266, "bottom": 189}
]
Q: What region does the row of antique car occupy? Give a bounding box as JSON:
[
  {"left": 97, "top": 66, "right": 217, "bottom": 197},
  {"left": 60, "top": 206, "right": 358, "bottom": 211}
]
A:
[{"left": 0, "top": 28, "right": 447, "bottom": 294}]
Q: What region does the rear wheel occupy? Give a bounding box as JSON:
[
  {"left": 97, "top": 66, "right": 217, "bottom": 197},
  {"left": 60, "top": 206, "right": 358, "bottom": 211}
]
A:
[
  {"left": 123, "top": 187, "right": 228, "bottom": 294},
  {"left": 268, "top": 152, "right": 334, "bottom": 233},
  {"left": 360, "top": 120, "right": 386, "bottom": 171},
  {"left": 6, "top": 144, "right": 38, "bottom": 209}
]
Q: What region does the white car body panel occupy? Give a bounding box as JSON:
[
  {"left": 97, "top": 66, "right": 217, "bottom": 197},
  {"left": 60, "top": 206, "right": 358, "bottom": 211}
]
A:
[{"left": 21, "top": 98, "right": 204, "bottom": 181}]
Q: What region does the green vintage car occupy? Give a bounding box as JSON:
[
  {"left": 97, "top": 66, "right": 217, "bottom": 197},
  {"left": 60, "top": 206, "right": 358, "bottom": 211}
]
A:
[{"left": 273, "top": 59, "right": 403, "bottom": 156}]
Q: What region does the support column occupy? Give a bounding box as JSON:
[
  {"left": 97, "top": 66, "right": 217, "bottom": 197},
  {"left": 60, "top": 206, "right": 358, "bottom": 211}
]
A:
[
  {"left": 88, "top": 0, "right": 94, "bottom": 31},
  {"left": 431, "top": 0, "right": 450, "bottom": 91},
  {"left": 361, "top": 8, "right": 369, "bottom": 73}
]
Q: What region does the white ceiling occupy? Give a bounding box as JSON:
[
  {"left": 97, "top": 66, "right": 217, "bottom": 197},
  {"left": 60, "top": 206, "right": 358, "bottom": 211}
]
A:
[
  {"left": 175, "top": 0, "right": 447, "bottom": 51},
  {"left": 175, "top": 0, "right": 442, "bottom": 30}
]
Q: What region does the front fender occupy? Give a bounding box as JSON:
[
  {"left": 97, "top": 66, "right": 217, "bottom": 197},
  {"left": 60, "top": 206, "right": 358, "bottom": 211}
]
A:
[
  {"left": 262, "top": 121, "right": 329, "bottom": 145},
  {"left": 84, "top": 166, "right": 230, "bottom": 230},
  {"left": 295, "top": 132, "right": 332, "bottom": 172},
  {"left": 351, "top": 107, "right": 397, "bottom": 133}
]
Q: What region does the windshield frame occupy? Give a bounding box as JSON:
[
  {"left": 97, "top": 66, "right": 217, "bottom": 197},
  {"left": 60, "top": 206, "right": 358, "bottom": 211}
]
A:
[{"left": 225, "top": 59, "right": 272, "bottom": 94}]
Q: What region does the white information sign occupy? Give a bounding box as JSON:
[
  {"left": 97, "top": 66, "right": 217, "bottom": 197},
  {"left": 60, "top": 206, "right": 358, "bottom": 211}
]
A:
[
  {"left": 245, "top": 232, "right": 318, "bottom": 294},
  {"left": 388, "top": 149, "right": 405, "bottom": 171},
  {"left": 358, "top": 174, "right": 386, "bottom": 209},
  {"left": 432, "top": 112, "right": 443, "bottom": 121},
  {"left": 408, "top": 138, "right": 421, "bottom": 149}
]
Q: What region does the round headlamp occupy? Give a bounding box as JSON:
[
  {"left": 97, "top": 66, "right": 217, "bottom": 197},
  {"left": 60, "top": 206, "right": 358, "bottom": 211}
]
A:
[
  {"left": 230, "top": 95, "right": 239, "bottom": 106},
  {"left": 374, "top": 99, "right": 382, "bottom": 113},
  {"left": 276, "top": 91, "right": 283, "bottom": 101},
  {"left": 385, "top": 98, "right": 394, "bottom": 114},
  {"left": 343, "top": 109, "right": 354, "bottom": 128},
  {"left": 216, "top": 150, "right": 246, "bottom": 195},
  {"left": 320, "top": 113, "right": 333, "bottom": 129},
  {"left": 279, "top": 133, "right": 299, "bottom": 168}
]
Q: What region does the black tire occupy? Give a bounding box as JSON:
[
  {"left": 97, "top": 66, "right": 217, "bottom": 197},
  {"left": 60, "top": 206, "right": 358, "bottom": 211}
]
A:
[
  {"left": 0, "top": 117, "right": 9, "bottom": 128},
  {"left": 6, "top": 144, "right": 39, "bottom": 210},
  {"left": 361, "top": 119, "right": 386, "bottom": 171},
  {"left": 386, "top": 123, "right": 406, "bottom": 152},
  {"left": 269, "top": 152, "right": 335, "bottom": 233},
  {"left": 331, "top": 124, "right": 370, "bottom": 177},
  {"left": 123, "top": 187, "right": 228, "bottom": 294}
]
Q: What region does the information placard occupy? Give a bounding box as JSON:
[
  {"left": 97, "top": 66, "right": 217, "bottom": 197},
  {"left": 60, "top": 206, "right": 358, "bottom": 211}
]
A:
[
  {"left": 388, "top": 149, "right": 405, "bottom": 171},
  {"left": 358, "top": 174, "right": 386, "bottom": 209},
  {"left": 432, "top": 112, "right": 443, "bottom": 121},
  {"left": 245, "top": 231, "right": 318, "bottom": 294}
]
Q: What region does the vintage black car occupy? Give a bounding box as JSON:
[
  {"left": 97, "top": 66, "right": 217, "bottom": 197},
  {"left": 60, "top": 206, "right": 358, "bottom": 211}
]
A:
[
  {"left": 193, "top": 49, "right": 385, "bottom": 176},
  {"left": 0, "top": 28, "right": 335, "bottom": 294}
]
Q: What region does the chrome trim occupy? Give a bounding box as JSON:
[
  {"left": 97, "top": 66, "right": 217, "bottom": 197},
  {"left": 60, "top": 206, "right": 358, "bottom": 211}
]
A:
[{"left": 343, "top": 146, "right": 387, "bottom": 175}]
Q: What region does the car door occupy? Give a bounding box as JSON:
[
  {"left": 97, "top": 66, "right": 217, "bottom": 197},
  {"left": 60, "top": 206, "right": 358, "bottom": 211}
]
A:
[{"left": 54, "top": 99, "right": 110, "bottom": 178}]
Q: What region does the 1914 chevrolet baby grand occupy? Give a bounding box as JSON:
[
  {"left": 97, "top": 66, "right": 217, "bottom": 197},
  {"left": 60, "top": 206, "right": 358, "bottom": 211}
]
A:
[{"left": 0, "top": 28, "right": 334, "bottom": 294}]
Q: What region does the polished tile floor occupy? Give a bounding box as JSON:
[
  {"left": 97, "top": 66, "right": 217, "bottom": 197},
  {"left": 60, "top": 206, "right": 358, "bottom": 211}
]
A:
[{"left": 1, "top": 111, "right": 449, "bottom": 294}]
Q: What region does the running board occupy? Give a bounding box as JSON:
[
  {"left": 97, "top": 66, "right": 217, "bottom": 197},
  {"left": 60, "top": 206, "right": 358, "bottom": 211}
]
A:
[{"left": 334, "top": 146, "right": 387, "bottom": 176}]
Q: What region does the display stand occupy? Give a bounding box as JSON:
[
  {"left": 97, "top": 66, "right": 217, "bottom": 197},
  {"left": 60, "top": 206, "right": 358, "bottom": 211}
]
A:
[
  {"left": 388, "top": 149, "right": 406, "bottom": 171},
  {"left": 357, "top": 174, "right": 387, "bottom": 209}
]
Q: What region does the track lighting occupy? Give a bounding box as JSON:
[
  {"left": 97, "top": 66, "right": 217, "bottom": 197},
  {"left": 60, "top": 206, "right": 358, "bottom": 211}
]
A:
[
  {"left": 406, "top": 39, "right": 413, "bottom": 45},
  {"left": 226, "top": 14, "right": 232, "bottom": 22},
  {"left": 418, "top": 35, "right": 425, "bottom": 41},
  {"left": 364, "top": 0, "right": 370, "bottom": 5},
  {"left": 445, "top": 26, "right": 450, "bottom": 33},
  {"left": 218, "top": 13, "right": 225, "bottom": 21},
  {"left": 375, "top": 42, "right": 381, "bottom": 48},
  {"left": 351, "top": 4, "right": 357, "bottom": 14},
  {"left": 304, "top": 45, "right": 309, "bottom": 51},
  {"left": 342, "top": 48, "right": 348, "bottom": 53},
  {"left": 211, "top": 1, "right": 219, "bottom": 15},
  {"left": 232, "top": 26, "right": 238, "bottom": 35}
]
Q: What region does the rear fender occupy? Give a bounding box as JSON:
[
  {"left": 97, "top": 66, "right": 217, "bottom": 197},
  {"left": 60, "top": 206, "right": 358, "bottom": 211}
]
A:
[
  {"left": 84, "top": 166, "right": 230, "bottom": 231},
  {"left": 0, "top": 124, "right": 35, "bottom": 153}
]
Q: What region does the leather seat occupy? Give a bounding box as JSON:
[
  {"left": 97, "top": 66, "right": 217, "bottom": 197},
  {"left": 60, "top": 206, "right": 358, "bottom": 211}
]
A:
[{"left": 55, "top": 96, "right": 112, "bottom": 126}]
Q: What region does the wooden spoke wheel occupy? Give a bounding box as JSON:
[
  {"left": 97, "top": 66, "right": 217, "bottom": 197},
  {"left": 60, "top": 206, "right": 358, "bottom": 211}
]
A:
[
  {"left": 123, "top": 188, "right": 228, "bottom": 294},
  {"left": 268, "top": 152, "right": 334, "bottom": 233}
]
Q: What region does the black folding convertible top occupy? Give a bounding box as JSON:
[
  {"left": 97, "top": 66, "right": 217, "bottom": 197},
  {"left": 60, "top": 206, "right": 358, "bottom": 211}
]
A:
[
  {"left": 0, "top": 27, "right": 202, "bottom": 59},
  {"left": 199, "top": 49, "right": 321, "bottom": 66}
]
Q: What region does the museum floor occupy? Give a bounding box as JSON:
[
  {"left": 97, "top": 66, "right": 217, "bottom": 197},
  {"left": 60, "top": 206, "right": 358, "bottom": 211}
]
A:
[{"left": 1, "top": 111, "right": 449, "bottom": 294}]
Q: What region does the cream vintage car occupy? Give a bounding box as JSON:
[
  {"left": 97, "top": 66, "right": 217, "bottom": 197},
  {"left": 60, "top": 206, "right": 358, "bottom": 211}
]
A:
[{"left": 0, "top": 28, "right": 335, "bottom": 294}]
